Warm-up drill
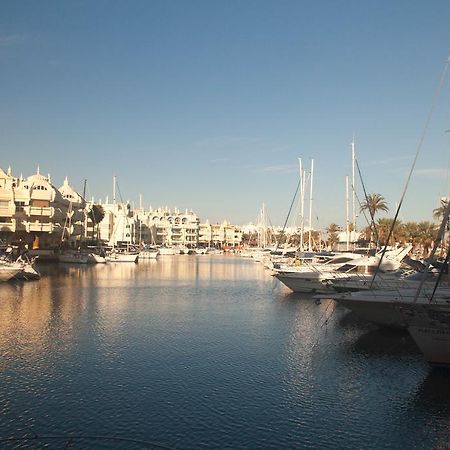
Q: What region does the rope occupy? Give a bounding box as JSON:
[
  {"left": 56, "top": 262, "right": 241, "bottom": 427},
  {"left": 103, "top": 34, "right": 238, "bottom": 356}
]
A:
[
  {"left": 370, "top": 51, "right": 450, "bottom": 289},
  {"left": 355, "top": 158, "right": 380, "bottom": 246},
  {"left": 275, "top": 177, "right": 301, "bottom": 250}
]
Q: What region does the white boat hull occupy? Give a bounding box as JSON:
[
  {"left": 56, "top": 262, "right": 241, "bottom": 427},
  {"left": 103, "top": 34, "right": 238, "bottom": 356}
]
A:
[
  {"left": 274, "top": 271, "right": 334, "bottom": 293},
  {"left": 406, "top": 302, "right": 450, "bottom": 367},
  {"left": 331, "top": 286, "right": 450, "bottom": 329},
  {"left": 0, "top": 265, "right": 22, "bottom": 281},
  {"left": 87, "top": 253, "right": 107, "bottom": 264},
  {"left": 158, "top": 247, "right": 179, "bottom": 255},
  {"left": 139, "top": 250, "right": 159, "bottom": 259},
  {"left": 106, "top": 253, "right": 138, "bottom": 263}
]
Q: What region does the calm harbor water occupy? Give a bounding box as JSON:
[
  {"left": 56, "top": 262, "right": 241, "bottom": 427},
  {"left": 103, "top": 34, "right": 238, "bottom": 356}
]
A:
[{"left": 0, "top": 255, "right": 449, "bottom": 449}]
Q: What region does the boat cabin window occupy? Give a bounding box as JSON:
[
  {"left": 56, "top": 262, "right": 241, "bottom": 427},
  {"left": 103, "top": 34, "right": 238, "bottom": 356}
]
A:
[{"left": 335, "top": 264, "right": 377, "bottom": 274}]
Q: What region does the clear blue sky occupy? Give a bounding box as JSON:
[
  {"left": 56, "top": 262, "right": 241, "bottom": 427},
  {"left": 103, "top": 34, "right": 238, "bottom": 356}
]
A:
[{"left": 1, "top": 0, "right": 450, "bottom": 229}]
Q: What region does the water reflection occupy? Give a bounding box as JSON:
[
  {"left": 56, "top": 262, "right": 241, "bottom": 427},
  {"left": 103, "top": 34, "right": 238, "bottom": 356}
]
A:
[
  {"left": 349, "top": 328, "right": 420, "bottom": 357},
  {"left": 0, "top": 255, "right": 444, "bottom": 449}
]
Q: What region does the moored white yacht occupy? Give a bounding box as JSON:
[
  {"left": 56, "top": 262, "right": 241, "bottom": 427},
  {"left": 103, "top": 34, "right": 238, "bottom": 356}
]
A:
[
  {"left": 273, "top": 246, "right": 410, "bottom": 294},
  {"left": 139, "top": 247, "right": 159, "bottom": 259},
  {"left": 105, "top": 247, "right": 139, "bottom": 262},
  {"left": 158, "top": 246, "right": 180, "bottom": 255},
  {"left": 408, "top": 298, "right": 450, "bottom": 367}
]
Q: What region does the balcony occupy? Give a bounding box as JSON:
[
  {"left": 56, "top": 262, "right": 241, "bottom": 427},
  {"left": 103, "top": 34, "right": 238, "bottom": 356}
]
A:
[
  {"left": 25, "top": 206, "right": 54, "bottom": 218},
  {"left": 0, "top": 221, "right": 15, "bottom": 232},
  {"left": 27, "top": 222, "right": 54, "bottom": 233}
]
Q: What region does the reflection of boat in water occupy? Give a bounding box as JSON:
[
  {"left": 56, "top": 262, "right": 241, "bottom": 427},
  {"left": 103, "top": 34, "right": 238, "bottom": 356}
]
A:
[
  {"left": 413, "top": 369, "right": 450, "bottom": 412},
  {"left": 58, "top": 250, "right": 90, "bottom": 264},
  {"left": 349, "top": 327, "right": 417, "bottom": 356}
]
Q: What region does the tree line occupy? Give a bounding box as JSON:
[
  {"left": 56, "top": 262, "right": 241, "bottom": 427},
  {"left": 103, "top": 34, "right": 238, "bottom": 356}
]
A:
[{"left": 242, "top": 193, "right": 449, "bottom": 258}]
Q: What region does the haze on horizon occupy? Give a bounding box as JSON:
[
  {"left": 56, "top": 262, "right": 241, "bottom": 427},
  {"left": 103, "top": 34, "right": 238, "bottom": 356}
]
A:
[{"left": 1, "top": 0, "right": 450, "bottom": 229}]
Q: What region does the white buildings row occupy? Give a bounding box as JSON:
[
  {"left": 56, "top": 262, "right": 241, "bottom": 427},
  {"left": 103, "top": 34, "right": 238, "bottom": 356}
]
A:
[{"left": 0, "top": 167, "right": 243, "bottom": 249}]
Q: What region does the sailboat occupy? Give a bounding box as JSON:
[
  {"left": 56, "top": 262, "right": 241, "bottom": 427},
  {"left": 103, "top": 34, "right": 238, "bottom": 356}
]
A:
[
  {"left": 105, "top": 176, "right": 139, "bottom": 263},
  {"left": 58, "top": 201, "right": 90, "bottom": 264}
]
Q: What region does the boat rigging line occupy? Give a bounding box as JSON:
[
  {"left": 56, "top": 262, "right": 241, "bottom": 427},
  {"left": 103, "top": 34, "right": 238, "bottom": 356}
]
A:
[
  {"left": 370, "top": 50, "right": 450, "bottom": 289},
  {"left": 275, "top": 176, "right": 301, "bottom": 251}
]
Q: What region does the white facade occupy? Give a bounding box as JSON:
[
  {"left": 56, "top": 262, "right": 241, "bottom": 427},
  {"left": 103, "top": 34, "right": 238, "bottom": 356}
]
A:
[
  {"left": 142, "top": 207, "right": 199, "bottom": 247},
  {"left": 0, "top": 167, "right": 243, "bottom": 250},
  {"left": 199, "top": 220, "right": 242, "bottom": 248},
  {"left": 96, "top": 202, "right": 136, "bottom": 246},
  {"left": 0, "top": 167, "right": 84, "bottom": 248}
]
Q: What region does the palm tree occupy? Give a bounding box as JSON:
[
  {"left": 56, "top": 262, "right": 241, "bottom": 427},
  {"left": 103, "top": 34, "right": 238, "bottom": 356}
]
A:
[
  {"left": 433, "top": 199, "right": 449, "bottom": 221},
  {"left": 377, "top": 218, "right": 401, "bottom": 246},
  {"left": 416, "top": 221, "right": 438, "bottom": 258},
  {"left": 326, "top": 223, "right": 340, "bottom": 250},
  {"left": 88, "top": 204, "right": 105, "bottom": 239},
  {"left": 360, "top": 193, "right": 389, "bottom": 246},
  {"left": 360, "top": 193, "right": 389, "bottom": 218}
]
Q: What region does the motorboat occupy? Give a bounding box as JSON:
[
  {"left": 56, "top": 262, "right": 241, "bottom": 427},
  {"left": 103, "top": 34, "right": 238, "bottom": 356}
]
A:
[
  {"left": 408, "top": 298, "right": 450, "bottom": 367},
  {"left": 273, "top": 246, "right": 411, "bottom": 294}
]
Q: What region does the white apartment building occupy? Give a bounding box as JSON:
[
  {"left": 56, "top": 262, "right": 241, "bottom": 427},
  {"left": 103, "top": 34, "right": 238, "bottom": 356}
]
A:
[
  {"left": 138, "top": 207, "right": 200, "bottom": 247},
  {"left": 0, "top": 167, "right": 84, "bottom": 248},
  {"left": 199, "top": 220, "right": 242, "bottom": 248},
  {"left": 0, "top": 166, "right": 244, "bottom": 250}
]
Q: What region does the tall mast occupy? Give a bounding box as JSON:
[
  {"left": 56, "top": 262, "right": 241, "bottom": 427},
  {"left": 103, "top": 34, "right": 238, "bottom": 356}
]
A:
[
  {"left": 351, "top": 139, "right": 356, "bottom": 242},
  {"left": 299, "top": 158, "right": 305, "bottom": 252},
  {"left": 346, "top": 175, "right": 350, "bottom": 250},
  {"left": 113, "top": 175, "right": 116, "bottom": 205},
  {"left": 308, "top": 159, "right": 314, "bottom": 251},
  {"left": 83, "top": 179, "right": 88, "bottom": 239}
]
